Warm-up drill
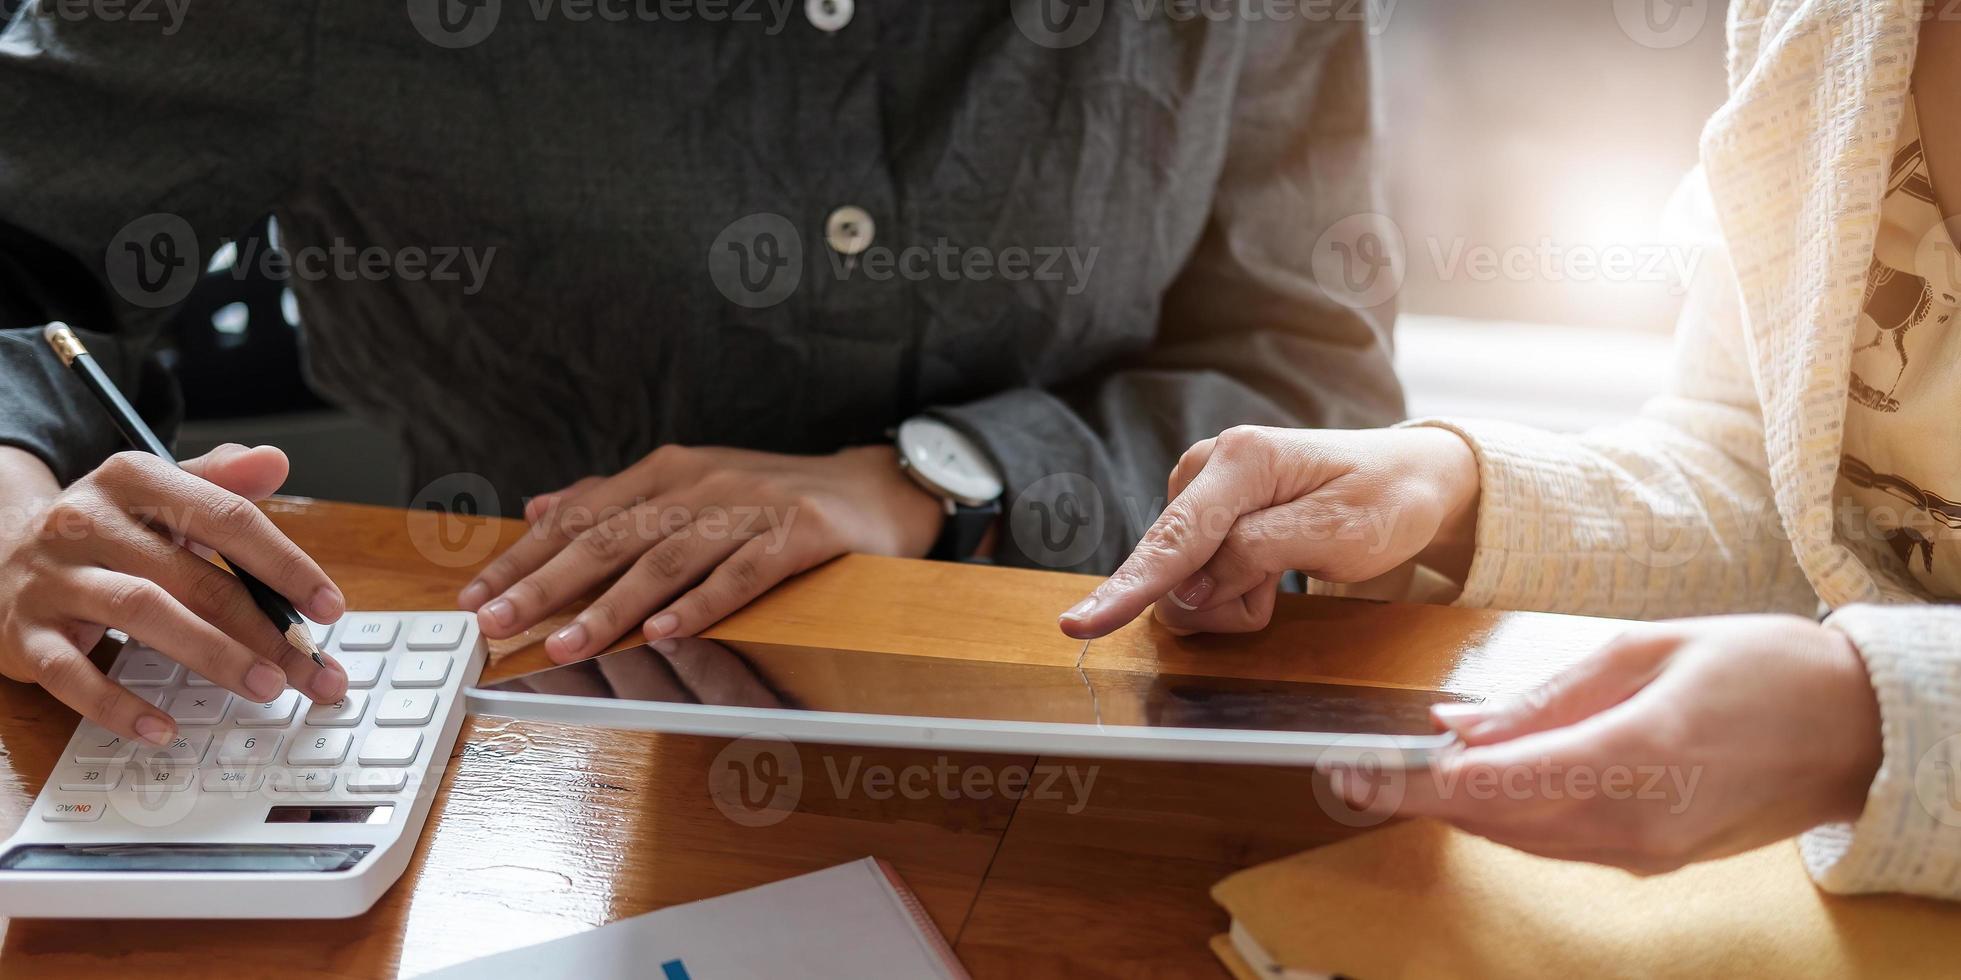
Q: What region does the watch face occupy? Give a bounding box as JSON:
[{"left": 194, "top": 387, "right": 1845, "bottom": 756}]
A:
[{"left": 898, "top": 417, "right": 1004, "bottom": 506}]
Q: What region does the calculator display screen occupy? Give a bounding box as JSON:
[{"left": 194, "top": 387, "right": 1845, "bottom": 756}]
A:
[
  {"left": 0, "top": 843, "right": 373, "bottom": 873},
  {"left": 265, "top": 805, "right": 396, "bottom": 824},
  {"left": 478, "top": 638, "right": 1469, "bottom": 737}
]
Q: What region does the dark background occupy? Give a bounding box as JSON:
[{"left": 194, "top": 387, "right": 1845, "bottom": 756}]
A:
[{"left": 3, "top": 0, "right": 1730, "bottom": 500}]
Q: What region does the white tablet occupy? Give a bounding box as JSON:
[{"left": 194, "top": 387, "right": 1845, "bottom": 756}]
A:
[{"left": 464, "top": 638, "right": 1467, "bottom": 768}]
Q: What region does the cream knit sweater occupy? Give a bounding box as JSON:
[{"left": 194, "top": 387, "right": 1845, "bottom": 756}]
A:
[{"left": 1414, "top": 0, "right": 1961, "bottom": 899}]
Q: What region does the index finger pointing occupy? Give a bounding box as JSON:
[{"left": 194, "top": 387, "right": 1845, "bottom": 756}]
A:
[{"left": 1058, "top": 457, "right": 1257, "bottom": 639}]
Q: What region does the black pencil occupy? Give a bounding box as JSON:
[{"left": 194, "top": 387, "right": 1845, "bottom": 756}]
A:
[{"left": 42, "top": 322, "right": 327, "bottom": 667}]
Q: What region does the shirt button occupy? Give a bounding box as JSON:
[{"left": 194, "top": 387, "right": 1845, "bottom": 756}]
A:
[
  {"left": 826, "top": 205, "right": 875, "bottom": 256},
  {"left": 806, "top": 0, "right": 853, "bottom": 32}
]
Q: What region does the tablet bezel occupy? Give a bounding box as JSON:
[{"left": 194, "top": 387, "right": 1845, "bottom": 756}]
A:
[{"left": 463, "top": 642, "right": 1461, "bottom": 768}]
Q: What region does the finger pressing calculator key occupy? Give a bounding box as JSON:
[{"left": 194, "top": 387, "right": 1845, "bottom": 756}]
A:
[
  {"left": 166, "top": 691, "right": 231, "bottom": 726},
  {"left": 0, "top": 610, "right": 488, "bottom": 919},
  {"left": 305, "top": 692, "right": 369, "bottom": 727},
  {"left": 232, "top": 691, "right": 301, "bottom": 727}
]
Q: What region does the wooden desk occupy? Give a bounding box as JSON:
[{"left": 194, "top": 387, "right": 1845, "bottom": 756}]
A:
[{"left": 0, "top": 499, "right": 1631, "bottom": 978}]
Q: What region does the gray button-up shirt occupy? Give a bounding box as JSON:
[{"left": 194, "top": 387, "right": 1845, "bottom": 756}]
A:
[{"left": 0, "top": 0, "right": 1401, "bottom": 572}]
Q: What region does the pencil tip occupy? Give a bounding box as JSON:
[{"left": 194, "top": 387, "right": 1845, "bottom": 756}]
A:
[{"left": 285, "top": 622, "right": 327, "bottom": 667}]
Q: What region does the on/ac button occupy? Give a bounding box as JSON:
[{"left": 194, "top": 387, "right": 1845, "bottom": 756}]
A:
[{"left": 43, "top": 799, "right": 104, "bottom": 822}]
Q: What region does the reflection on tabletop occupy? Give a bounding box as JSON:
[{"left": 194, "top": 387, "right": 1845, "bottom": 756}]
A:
[{"left": 482, "top": 637, "right": 1475, "bottom": 735}]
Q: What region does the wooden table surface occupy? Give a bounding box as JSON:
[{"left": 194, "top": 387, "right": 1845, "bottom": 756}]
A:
[{"left": 0, "top": 498, "right": 1633, "bottom": 978}]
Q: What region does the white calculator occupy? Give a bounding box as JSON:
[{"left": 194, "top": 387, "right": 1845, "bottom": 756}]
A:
[{"left": 0, "top": 610, "right": 486, "bottom": 919}]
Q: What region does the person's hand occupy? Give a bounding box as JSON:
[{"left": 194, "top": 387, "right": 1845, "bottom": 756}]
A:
[
  {"left": 0, "top": 445, "right": 348, "bottom": 747},
  {"left": 1325, "top": 615, "right": 1883, "bottom": 874},
  {"left": 510, "top": 637, "right": 783, "bottom": 709},
  {"left": 458, "top": 445, "right": 944, "bottom": 662},
  {"left": 1058, "top": 425, "right": 1480, "bottom": 638}
]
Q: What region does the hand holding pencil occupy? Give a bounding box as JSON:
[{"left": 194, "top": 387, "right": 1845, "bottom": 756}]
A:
[{"left": 0, "top": 324, "right": 346, "bottom": 746}]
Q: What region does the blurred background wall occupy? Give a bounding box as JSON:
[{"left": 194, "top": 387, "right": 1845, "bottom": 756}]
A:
[{"left": 1380, "top": 0, "right": 1730, "bottom": 332}]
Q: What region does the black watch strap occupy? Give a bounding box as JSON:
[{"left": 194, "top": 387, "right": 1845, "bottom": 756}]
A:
[{"left": 928, "top": 499, "right": 1002, "bottom": 562}]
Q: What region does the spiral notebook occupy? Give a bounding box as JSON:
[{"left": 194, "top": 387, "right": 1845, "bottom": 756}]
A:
[{"left": 424, "top": 857, "right": 968, "bottom": 979}]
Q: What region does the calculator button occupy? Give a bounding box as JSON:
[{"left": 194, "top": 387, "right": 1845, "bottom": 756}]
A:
[
  {"left": 124, "top": 765, "right": 195, "bottom": 791},
  {"left": 304, "top": 692, "right": 369, "bottom": 727},
  {"left": 336, "top": 615, "right": 400, "bottom": 651},
  {"left": 347, "top": 768, "right": 409, "bottom": 794},
  {"left": 231, "top": 690, "right": 300, "bottom": 727},
  {"left": 376, "top": 691, "right": 438, "bottom": 727},
  {"left": 337, "top": 653, "right": 386, "bottom": 689},
  {"left": 200, "top": 767, "right": 265, "bottom": 793},
  {"left": 72, "top": 724, "right": 136, "bottom": 764},
  {"left": 358, "top": 730, "right": 422, "bottom": 766},
  {"left": 406, "top": 614, "right": 468, "bottom": 651},
  {"left": 42, "top": 798, "right": 106, "bottom": 822},
  {"left": 217, "top": 730, "right": 283, "bottom": 766},
  {"left": 391, "top": 654, "right": 450, "bottom": 688},
  {"left": 305, "top": 618, "right": 335, "bottom": 648},
  {"left": 185, "top": 672, "right": 218, "bottom": 687},
  {"left": 116, "top": 654, "right": 180, "bottom": 687},
  {"left": 166, "top": 691, "right": 231, "bottom": 726},
  {"left": 268, "top": 769, "right": 336, "bottom": 794},
  {"left": 136, "top": 729, "right": 212, "bottom": 766},
  {"left": 54, "top": 765, "right": 123, "bottom": 791},
  {"left": 287, "top": 731, "right": 351, "bottom": 767}
]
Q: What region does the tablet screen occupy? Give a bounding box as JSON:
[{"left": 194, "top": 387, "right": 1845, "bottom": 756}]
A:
[{"left": 476, "top": 638, "right": 1468, "bottom": 737}]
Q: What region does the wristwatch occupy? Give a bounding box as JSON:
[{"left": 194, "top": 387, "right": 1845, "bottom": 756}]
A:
[{"left": 894, "top": 416, "right": 1005, "bottom": 562}]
